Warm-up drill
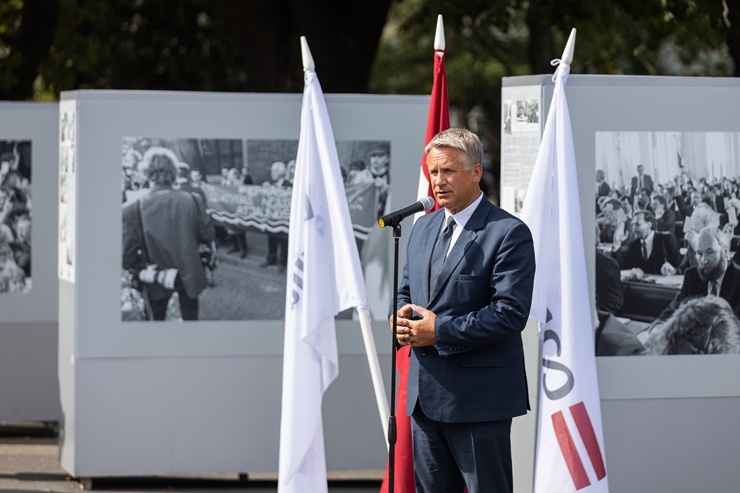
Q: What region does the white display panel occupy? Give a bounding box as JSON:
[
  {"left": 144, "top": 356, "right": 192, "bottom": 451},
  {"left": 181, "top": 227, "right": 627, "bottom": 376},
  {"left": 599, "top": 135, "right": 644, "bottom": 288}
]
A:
[
  {"left": 502, "top": 75, "right": 740, "bottom": 400},
  {"left": 0, "top": 103, "right": 58, "bottom": 322},
  {"left": 62, "top": 90, "right": 427, "bottom": 356}
]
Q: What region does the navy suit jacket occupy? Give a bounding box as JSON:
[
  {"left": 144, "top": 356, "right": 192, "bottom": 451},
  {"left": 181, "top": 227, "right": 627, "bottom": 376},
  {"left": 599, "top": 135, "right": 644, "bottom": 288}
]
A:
[
  {"left": 396, "top": 199, "right": 535, "bottom": 423},
  {"left": 621, "top": 232, "right": 682, "bottom": 274}
]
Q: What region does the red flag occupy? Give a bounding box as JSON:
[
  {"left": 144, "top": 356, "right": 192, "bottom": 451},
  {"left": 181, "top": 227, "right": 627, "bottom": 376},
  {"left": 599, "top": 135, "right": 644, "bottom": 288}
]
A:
[{"left": 380, "top": 16, "right": 449, "bottom": 493}]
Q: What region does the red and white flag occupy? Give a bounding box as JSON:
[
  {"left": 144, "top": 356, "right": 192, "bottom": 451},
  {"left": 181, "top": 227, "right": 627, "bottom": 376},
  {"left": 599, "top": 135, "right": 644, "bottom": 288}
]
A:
[
  {"left": 380, "top": 14, "right": 450, "bottom": 493},
  {"left": 519, "top": 29, "right": 609, "bottom": 493}
]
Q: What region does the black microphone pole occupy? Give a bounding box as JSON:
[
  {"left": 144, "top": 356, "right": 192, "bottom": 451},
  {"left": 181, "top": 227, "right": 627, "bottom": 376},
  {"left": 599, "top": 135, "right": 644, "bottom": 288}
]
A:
[{"left": 387, "top": 221, "right": 402, "bottom": 493}]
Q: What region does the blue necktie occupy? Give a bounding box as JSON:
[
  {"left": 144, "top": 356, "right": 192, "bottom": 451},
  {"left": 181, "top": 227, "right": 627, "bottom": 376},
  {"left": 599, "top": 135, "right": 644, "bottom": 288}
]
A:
[{"left": 430, "top": 216, "right": 456, "bottom": 290}]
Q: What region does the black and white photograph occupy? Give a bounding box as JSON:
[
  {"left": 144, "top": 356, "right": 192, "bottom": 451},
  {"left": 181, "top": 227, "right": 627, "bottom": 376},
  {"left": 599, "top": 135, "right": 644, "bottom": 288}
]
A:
[
  {"left": 0, "top": 140, "right": 32, "bottom": 295},
  {"left": 58, "top": 105, "right": 76, "bottom": 283},
  {"left": 120, "top": 137, "right": 391, "bottom": 322},
  {"left": 594, "top": 131, "right": 740, "bottom": 356}
]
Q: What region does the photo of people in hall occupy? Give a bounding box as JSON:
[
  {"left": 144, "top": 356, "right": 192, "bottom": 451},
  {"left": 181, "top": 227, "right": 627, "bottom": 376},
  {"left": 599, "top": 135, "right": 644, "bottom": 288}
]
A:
[
  {"left": 594, "top": 131, "right": 740, "bottom": 356},
  {"left": 0, "top": 141, "right": 32, "bottom": 295},
  {"left": 120, "top": 137, "right": 390, "bottom": 322}
]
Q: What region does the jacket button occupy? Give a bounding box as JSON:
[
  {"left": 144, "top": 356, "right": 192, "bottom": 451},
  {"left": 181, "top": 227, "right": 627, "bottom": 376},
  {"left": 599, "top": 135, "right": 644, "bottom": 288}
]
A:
[{"left": 421, "top": 351, "right": 427, "bottom": 356}]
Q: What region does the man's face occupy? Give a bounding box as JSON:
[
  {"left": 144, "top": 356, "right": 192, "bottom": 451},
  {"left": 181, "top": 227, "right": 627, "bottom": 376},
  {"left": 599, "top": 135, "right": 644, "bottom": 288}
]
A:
[
  {"left": 370, "top": 152, "right": 389, "bottom": 176},
  {"left": 637, "top": 165, "right": 644, "bottom": 176},
  {"left": 695, "top": 232, "right": 727, "bottom": 282},
  {"left": 427, "top": 147, "right": 481, "bottom": 215},
  {"left": 603, "top": 203, "right": 616, "bottom": 221},
  {"left": 632, "top": 213, "right": 652, "bottom": 239},
  {"left": 271, "top": 162, "right": 286, "bottom": 181},
  {"left": 651, "top": 199, "right": 664, "bottom": 214}
]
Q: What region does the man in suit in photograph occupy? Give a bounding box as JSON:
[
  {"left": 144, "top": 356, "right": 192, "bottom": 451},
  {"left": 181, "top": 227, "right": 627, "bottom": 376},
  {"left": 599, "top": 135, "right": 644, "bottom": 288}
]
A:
[
  {"left": 621, "top": 210, "right": 682, "bottom": 276},
  {"left": 393, "top": 128, "right": 535, "bottom": 493},
  {"left": 659, "top": 226, "right": 740, "bottom": 320},
  {"left": 631, "top": 163, "right": 654, "bottom": 198}
]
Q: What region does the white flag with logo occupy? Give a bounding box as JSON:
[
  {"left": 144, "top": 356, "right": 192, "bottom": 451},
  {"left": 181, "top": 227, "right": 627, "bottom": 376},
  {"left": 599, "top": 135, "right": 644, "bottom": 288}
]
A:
[
  {"left": 519, "top": 55, "right": 609, "bottom": 492},
  {"left": 277, "top": 64, "right": 368, "bottom": 493}
]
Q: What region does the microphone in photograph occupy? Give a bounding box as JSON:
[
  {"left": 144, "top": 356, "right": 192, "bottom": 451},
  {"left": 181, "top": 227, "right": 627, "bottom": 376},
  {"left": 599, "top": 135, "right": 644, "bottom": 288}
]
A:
[{"left": 378, "top": 196, "right": 435, "bottom": 228}]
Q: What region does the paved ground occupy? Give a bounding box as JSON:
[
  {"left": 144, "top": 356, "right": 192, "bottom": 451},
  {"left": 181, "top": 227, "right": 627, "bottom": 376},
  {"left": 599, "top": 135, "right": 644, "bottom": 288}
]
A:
[{"left": 0, "top": 423, "right": 383, "bottom": 493}]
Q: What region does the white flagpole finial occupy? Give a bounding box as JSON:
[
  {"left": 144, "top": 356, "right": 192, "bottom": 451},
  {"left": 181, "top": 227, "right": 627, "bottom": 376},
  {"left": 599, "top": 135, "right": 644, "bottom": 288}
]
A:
[
  {"left": 434, "top": 15, "right": 445, "bottom": 51},
  {"left": 300, "top": 36, "right": 315, "bottom": 72},
  {"left": 561, "top": 28, "right": 576, "bottom": 64}
]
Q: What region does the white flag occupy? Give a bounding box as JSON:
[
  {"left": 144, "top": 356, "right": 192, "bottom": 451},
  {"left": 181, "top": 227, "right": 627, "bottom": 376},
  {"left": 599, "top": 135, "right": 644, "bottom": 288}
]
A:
[
  {"left": 277, "top": 65, "right": 368, "bottom": 493},
  {"left": 519, "top": 56, "right": 609, "bottom": 492}
]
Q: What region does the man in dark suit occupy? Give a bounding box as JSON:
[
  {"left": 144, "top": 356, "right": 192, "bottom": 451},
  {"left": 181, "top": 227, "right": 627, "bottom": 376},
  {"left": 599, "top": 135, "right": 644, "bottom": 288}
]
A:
[
  {"left": 659, "top": 226, "right": 740, "bottom": 320},
  {"left": 596, "top": 249, "right": 624, "bottom": 313},
  {"left": 595, "top": 169, "right": 611, "bottom": 199},
  {"left": 394, "top": 128, "right": 535, "bottom": 492},
  {"left": 630, "top": 163, "right": 654, "bottom": 198},
  {"left": 621, "top": 210, "right": 683, "bottom": 276}
]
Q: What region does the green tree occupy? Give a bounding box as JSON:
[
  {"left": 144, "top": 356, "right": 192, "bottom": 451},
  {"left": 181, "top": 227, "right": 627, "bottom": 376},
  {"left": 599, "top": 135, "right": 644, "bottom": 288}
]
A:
[
  {"left": 0, "top": 0, "right": 393, "bottom": 99},
  {"left": 371, "top": 0, "right": 738, "bottom": 201}
]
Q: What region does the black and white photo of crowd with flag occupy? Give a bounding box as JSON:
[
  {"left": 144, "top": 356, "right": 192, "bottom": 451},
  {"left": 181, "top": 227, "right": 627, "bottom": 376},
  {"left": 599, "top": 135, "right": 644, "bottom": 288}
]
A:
[{"left": 0, "top": 141, "right": 31, "bottom": 295}]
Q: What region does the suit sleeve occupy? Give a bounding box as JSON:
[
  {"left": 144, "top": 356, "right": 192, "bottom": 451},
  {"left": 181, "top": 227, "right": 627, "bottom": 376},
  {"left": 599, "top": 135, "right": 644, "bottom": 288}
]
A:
[
  {"left": 434, "top": 221, "right": 535, "bottom": 355},
  {"left": 392, "top": 226, "right": 416, "bottom": 317},
  {"left": 122, "top": 202, "right": 144, "bottom": 270}
]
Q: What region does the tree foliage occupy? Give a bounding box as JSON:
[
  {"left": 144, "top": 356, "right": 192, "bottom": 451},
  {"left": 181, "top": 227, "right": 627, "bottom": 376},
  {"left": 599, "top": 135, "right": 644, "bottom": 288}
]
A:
[
  {"left": 0, "top": 0, "right": 392, "bottom": 100},
  {"left": 2, "top": 0, "right": 740, "bottom": 197},
  {"left": 370, "top": 0, "right": 739, "bottom": 200}
]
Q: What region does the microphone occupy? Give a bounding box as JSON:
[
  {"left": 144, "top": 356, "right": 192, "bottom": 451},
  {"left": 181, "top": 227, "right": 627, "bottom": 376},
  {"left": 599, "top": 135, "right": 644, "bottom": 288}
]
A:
[{"left": 378, "top": 196, "right": 435, "bottom": 228}]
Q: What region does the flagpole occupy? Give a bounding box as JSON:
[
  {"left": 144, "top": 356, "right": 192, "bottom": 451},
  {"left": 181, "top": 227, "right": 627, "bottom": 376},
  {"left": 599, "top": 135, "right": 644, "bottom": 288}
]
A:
[
  {"left": 357, "top": 305, "right": 391, "bottom": 447},
  {"left": 561, "top": 28, "right": 576, "bottom": 64},
  {"left": 301, "top": 35, "right": 390, "bottom": 446}
]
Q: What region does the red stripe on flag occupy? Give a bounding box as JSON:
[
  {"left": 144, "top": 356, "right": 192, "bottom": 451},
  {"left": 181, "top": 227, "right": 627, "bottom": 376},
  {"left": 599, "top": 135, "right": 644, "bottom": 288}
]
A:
[
  {"left": 570, "top": 402, "right": 607, "bottom": 480},
  {"left": 552, "top": 411, "right": 591, "bottom": 490}
]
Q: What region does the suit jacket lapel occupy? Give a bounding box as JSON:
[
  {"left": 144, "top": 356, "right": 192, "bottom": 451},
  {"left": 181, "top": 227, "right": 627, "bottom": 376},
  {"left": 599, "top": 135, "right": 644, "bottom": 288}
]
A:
[
  {"left": 428, "top": 200, "right": 490, "bottom": 304},
  {"left": 423, "top": 213, "right": 445, "bottom": 305}
]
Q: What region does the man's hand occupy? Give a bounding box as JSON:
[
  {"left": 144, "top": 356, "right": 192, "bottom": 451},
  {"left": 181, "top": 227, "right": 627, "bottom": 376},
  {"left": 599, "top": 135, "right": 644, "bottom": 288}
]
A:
[
  {"left": 660, "top": 261, "right": 677, "bottom": 277},
  {"left": 395, "top": 304, "right": 437, "bottom": 347}
]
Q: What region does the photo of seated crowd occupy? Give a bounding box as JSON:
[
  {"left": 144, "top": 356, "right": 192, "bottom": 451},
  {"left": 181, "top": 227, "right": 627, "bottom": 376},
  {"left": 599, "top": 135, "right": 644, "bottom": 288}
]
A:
[
  {"left": 0, "top": 141, "right": 32, "bottom": 295},
  {"left": 119, "top": 137, "right": 390, "bottom": 322},
  {"left": 594, "top": 131, "right": 740, "bottom": 356}
]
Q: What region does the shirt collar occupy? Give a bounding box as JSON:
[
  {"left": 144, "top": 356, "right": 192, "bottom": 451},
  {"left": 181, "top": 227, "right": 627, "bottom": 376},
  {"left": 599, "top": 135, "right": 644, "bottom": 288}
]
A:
[{"left": 443, "top": 191, "right": 484, "bottom": 229}]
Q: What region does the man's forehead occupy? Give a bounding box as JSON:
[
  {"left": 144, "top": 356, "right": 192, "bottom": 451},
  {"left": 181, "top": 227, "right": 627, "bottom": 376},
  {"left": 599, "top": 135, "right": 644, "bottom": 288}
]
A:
[{"left": 697, "top": 232, "right": 720, "bottom": 250}]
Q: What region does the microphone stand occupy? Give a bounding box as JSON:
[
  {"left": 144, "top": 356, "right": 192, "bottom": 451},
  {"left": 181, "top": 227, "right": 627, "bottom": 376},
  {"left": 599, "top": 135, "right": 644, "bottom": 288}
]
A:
[{"left": 386, "top": 222, "right": 402, "bottom": 493}]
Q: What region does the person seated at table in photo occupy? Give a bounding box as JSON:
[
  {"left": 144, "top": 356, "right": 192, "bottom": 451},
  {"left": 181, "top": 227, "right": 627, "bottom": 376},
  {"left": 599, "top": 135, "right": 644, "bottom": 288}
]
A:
[
  {"left": 678, "top": 203, "right": 720, "bottom": 273},
  {"left": 651, "top": 193, "right": 676, "bottom": 236},
  {"left": 726, "top": 197, "right": 740, "bottom": 236},
  {"left": 663, "top": 183, "right": 683, "bottom": 220},
  {"left": 659, "top": 226, "right": 740, "bottom": 321},
  {"left": 596, "top": 198, "right": 631, "bottom": 251},
  {"left": 595, "top": 224, "right": 624, "bottom": 314},
  {"left": 595, "top": 169, "right": 611, "bottom": 205},
  {"left": 646, "top": 295, "right": 740, "bottom": 355},
  {"left": 620, "top": 210, "right": 683, "bottom": 278}
]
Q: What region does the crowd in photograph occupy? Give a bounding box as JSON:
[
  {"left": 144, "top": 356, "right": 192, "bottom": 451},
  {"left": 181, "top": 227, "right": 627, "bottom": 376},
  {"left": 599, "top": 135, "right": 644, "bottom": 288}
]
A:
[
  {"left": 595, "top": 163, "right": 740, "bottom": 354},
  {"left": 0, "top": 144, "right": 31, "bottom": 295}
]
